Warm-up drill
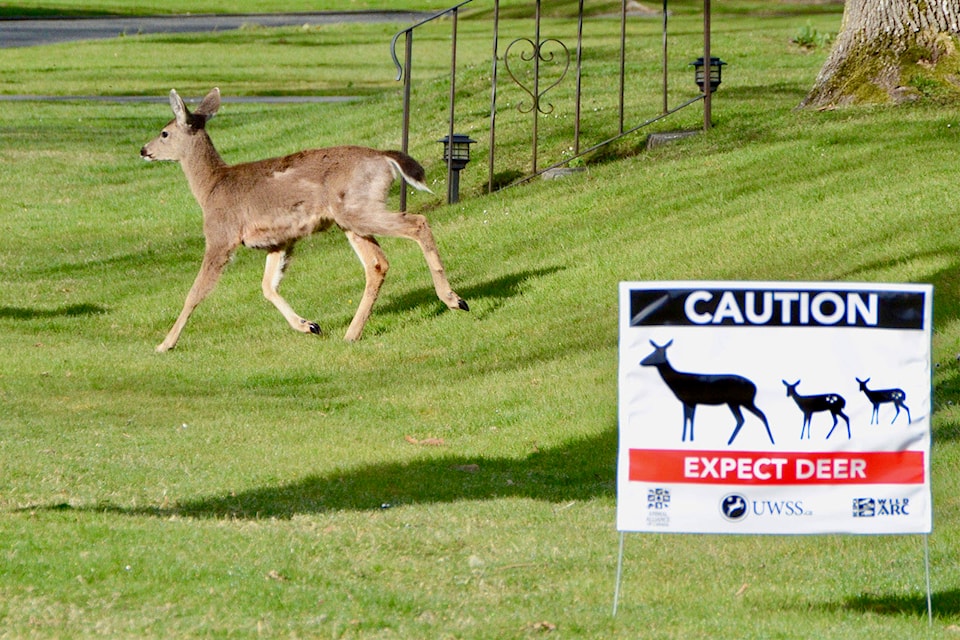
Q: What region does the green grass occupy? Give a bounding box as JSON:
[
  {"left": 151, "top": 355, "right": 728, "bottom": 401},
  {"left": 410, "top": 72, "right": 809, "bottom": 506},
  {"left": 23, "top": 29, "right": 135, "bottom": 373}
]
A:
[{"left": 1, "top": 2, "right": 959, "bottom": 638}]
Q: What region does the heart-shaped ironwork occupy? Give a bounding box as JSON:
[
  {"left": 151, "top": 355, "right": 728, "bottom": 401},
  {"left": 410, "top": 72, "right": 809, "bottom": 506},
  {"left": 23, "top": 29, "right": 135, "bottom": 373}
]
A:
[{"left": 503, "top": 36, "right": 571, "bottom": 115}]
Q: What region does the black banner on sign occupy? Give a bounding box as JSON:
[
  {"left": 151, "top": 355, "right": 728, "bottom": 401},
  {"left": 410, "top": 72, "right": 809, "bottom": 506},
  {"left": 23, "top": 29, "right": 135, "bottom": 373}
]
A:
[{"left": 629, "top": 287, "right": 926, "bottom": 330}]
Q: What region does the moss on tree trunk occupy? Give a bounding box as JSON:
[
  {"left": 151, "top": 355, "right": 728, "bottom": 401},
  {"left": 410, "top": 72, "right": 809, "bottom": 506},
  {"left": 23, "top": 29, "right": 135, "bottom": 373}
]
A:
[{"left": 801, "top": 0, "right": 960, "bottom": 107}]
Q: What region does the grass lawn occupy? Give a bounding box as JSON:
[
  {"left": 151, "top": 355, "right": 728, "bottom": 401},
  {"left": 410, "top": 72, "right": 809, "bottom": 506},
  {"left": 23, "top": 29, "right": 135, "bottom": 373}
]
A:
[{"left": 1, "top": 1, "right": 958, "bottom": 638}]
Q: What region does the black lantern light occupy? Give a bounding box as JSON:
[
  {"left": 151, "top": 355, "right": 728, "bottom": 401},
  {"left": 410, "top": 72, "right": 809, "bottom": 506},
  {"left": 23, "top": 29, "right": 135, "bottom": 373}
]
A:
[
  {"left": 690, "top": 56, "right": 726, "bottom": 93},
  {"left": 438, "top": 134, "right": 476, "bottom": 204}
]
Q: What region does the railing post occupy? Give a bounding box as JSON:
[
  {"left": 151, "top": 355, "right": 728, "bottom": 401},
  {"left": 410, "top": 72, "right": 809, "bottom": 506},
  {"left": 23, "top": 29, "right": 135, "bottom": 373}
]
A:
[
  {"left": 488, "top": 0, "right": 500, "bottom": 193},
  {"left": 619, "top": 0, "right": 627, "bottom": 134},
  {"left": 662, "top": 0, "right": 669, "bottom": 114},
  {"left": 446, "top": 8, "right": 459, "bottom": 204},
  {"left": 401, "top": 31, "right": 413, "bottom": 211},
  {"left": 531, "top": 0, "right": 541, "bottom": 174},
  {"left": 703, "top": 0, "right": 712, "bottom": 130},
  {"left": 575, "top": 0, "right": 584, "bottom": 155}
]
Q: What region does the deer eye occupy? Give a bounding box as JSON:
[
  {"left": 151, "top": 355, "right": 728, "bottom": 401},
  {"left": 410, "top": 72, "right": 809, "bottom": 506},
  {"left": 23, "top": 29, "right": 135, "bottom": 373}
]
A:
[{"left": 161, "top": 131, "right": 170, "bottom": 139}]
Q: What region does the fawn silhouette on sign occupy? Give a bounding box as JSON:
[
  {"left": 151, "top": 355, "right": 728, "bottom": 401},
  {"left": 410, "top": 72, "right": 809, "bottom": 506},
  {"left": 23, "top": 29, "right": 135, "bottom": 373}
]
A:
[
  {"left": 640, "top": 340, "right": 774, "bottom": 446},
  {"left": 856, "top": 377, "right": 911, "bottom": 424},
  {"left": 782, "top": 380, "right": 850, "bottom": 440}
]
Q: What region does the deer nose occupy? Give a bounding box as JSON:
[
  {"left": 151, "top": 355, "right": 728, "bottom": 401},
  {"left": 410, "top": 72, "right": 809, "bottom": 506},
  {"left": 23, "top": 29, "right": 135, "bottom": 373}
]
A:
[{"left": 140, "top": 146, "right": 153, "bottom": 160}]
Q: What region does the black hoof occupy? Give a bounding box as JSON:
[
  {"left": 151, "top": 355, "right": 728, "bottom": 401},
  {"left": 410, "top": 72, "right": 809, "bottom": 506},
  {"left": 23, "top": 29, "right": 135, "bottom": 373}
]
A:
[
  {"left": 308, "top": 322, "right": 321, "bottom": 335},
  {"left": 458, "top": 299, "right": 470, "bottom": 312}
]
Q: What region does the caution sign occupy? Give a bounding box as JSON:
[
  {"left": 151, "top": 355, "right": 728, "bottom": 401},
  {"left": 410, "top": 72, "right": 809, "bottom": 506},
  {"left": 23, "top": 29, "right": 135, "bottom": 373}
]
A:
[{"left": 617, "top": 281, "right": 932, "bottom": 535}]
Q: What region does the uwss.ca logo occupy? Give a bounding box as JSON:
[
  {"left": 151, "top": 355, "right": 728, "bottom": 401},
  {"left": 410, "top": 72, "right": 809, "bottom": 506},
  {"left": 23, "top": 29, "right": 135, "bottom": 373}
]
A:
[{"left": 720, "top": 494, "right": 748, "bottom": 522}]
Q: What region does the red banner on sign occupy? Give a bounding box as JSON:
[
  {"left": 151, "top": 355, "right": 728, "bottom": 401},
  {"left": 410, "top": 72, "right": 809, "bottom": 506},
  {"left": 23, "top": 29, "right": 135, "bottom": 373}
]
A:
[{"left": 628, "top": 449, "right": 925, "bottom": 485}]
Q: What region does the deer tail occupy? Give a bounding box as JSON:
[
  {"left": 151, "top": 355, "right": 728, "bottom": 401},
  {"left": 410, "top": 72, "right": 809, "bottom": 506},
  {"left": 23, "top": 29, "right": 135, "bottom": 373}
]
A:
[{"left": 384, "top": 151, "right": 432, "bottom": 193}]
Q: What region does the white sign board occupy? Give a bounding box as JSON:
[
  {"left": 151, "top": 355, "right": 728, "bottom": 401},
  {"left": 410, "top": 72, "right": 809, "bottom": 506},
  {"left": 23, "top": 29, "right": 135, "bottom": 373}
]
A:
[{"left": 617, "top": 281, "right": 932, "bottom": 535}]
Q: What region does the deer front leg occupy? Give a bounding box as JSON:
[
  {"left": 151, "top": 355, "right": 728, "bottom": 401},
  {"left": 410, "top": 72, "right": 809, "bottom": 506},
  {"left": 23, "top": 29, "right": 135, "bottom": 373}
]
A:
[
  {"left": 261, "top": 248, "right": 321, "bottom": 336},
  {"left": 156, "top": 245, "right": 233, "bottom": 353},
  {"left": 343, "top": 231, "right": 388, "bottom": 342}
]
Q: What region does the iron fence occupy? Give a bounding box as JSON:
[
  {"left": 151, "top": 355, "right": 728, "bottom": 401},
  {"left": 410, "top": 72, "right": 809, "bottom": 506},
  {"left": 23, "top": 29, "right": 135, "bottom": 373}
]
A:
[{"left": 390, "top": 0, "right": 714, "bottom": 207}]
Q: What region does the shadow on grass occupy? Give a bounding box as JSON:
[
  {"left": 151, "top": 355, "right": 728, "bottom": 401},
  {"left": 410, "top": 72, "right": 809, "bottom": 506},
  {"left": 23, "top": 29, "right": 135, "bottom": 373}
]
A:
[
  {"left": 376, "top": 266, "right": 564, "bottom": 317},
  {"left": 831, "top": 588, "right": 960, "bottom": 620},
  {"left": 76, "top": 427, "right": 616, "bottom": 520},
  {"left": 0, "top": 303, "right": 107, "bottom": 320}
]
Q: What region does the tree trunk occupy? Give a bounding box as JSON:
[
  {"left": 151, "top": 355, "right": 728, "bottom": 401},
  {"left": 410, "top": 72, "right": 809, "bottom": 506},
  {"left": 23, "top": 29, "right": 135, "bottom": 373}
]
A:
[{"left": 801, "top": 0, "right": 960, "bottom": 108}]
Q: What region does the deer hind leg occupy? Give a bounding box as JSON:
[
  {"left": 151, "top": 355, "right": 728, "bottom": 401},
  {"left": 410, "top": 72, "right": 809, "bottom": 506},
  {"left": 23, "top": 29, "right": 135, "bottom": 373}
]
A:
[
  {"left": 157, "top": 244, "right": 233, "bottom": 353},
  {"left": 751, "top": 404, "right": 775, "bottom": 445},
  {"left": 261, "top": 248, "right": 321, "bottom": 336},
  {"left": 342, "top": 208, "right": 468, "bottom": 312},
  {"left": 343, "top": 231, "right": 389, "bottom": 342},
  {"left": 731, "top": 403, "right": 774, "bottom": 446},
  {"left": 839, "top": 411, "right": 851, "bottom": 438},
  {"left": 727, "top": 405, "right": 746, "bottom": 445},
  {"left": 825, "top": 414, "right": 840, "bottom": 440},
  {"left": 900, "top": 402, "right": 912, "bottom": 424}
]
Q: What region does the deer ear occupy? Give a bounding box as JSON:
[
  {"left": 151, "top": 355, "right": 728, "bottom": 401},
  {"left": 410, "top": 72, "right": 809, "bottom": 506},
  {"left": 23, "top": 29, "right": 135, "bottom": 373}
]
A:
[
  {"left": 194, "top": 87, "right": 221, "bottom": 119},
  {"left": 169, "top": 89, "right": 188, "bottom": 125}
]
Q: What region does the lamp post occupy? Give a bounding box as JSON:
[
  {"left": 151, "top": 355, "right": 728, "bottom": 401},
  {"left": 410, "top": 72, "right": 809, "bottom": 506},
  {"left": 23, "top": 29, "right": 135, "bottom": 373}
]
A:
[
  {"left": 438, "top": 134, "right": 476, "bottom": 204},
  {"left": 689, "top": 56, "right": 726, "bottom": 93}
]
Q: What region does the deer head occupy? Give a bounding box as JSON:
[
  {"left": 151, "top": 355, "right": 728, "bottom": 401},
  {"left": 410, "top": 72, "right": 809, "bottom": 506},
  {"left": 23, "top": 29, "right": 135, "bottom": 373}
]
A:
[
  {"left": 782, "top": 380, "right": 800, "bottom": 396},
  {"left": 140, "top": 88, "right": 221, "bottom": 162},
  {"left": 640, "top": 339, "right": 673, "bottom": 367}
]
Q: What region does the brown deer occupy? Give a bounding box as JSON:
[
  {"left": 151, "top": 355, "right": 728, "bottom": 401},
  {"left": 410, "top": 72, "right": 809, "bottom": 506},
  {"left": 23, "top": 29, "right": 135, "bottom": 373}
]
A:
[{"left": 140, "top": 88, "right": 468, "bottom": 352}]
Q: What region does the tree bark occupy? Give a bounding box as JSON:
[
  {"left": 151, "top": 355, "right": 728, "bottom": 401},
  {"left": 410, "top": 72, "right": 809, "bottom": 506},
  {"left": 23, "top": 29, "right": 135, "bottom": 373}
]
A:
[{"left": 801, "top": 0, "right": 960, "bottom": 108}]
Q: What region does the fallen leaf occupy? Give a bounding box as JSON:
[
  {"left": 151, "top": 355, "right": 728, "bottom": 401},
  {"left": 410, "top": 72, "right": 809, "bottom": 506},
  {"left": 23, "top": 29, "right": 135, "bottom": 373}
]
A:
[
  {"left": 266, "top": 570, "right": 289, "bottom": 582},
  {"left": 404, "top": 435, "right": 445, "bottom": 446},
  {"left": 735, "top": 583, "right": 749, "bottom": 596},
  {"left": 529, "top": 620, "right": 557, "bottom": 632}
]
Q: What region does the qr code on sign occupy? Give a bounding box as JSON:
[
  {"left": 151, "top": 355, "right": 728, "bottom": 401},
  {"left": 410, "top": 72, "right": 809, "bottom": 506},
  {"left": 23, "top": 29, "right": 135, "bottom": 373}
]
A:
[{"left": 647, "top": 488, "right": 670, "bottom": 510}]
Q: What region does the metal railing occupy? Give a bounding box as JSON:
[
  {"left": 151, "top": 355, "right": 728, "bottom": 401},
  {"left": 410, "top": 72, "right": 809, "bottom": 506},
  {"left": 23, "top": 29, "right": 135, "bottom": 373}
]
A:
[
  {"left": 390, "top": 0, "right": 713, "bottom": 206},
  {"left": 391, "top": 1, "right": 473, "bottom": 208}
]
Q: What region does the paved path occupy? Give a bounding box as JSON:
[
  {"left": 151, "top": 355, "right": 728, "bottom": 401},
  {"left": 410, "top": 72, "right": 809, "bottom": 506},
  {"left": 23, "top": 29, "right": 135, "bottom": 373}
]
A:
[
  {"left": 0, "top": 11, "right": 429, "bottom": 48},
  {"left": 0, "top": 11, "right": 429, "bottom": 102}
]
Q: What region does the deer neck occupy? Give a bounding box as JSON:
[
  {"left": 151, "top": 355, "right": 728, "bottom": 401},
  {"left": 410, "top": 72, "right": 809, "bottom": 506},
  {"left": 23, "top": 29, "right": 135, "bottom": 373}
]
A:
[
  {"left": 179, "top": 130, "right": 228, "bottom": 206},
  {"left": 654, "top": 362, "right": 682, "bottom": 383}
]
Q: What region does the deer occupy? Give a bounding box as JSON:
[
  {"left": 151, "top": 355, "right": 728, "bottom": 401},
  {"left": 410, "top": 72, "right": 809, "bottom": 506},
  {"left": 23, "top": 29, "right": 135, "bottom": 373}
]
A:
[
  {"left": 640, "top": 340, "right": 775, "bottom": 446},
  {"left": 856, "top": 377, "right": 911, "bottom": 424},
  {"left": 782, "top": 380, "right": 850, "bottom": 440},
  {"left": 140, "top": 88, "right": 468, "bottom": 352}
]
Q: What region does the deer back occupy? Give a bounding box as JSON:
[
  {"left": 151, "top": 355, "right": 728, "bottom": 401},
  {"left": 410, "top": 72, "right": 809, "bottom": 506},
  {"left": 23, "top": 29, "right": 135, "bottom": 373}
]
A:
[
  {"left": 660, "top": 368, "right": 757, "bottom": 406},
  {"left": 217, "top": 146, "right": 404, "bottom": 248}
]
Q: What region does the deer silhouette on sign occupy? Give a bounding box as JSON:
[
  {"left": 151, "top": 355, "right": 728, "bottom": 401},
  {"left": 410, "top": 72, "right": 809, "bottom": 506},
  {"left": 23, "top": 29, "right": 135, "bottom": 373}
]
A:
[
  {"left": 782, "top": 380, "right": 850, "bottom": 440},
  {"left": 640, "top": 340, "right": 774, "bottom": 446},
  {"left": 856, "top": 377, "right": 911, "bottom": 424}
]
